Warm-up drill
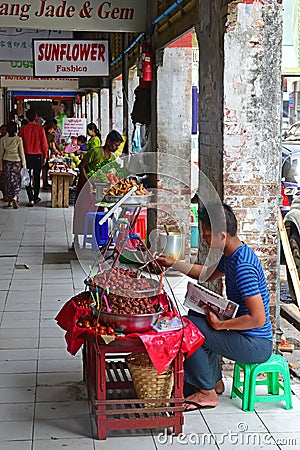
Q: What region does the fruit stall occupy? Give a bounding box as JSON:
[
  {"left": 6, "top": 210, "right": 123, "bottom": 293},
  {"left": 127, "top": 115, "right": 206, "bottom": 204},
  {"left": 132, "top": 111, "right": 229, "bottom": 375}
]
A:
[{"left": 55, "top": 181, "right": 205, "bottom": 439}]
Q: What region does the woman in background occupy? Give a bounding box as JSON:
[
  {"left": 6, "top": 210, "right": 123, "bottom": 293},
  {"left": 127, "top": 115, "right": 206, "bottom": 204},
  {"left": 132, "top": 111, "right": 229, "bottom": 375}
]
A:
[
  {"left": 0, "top": 121, "right": 26, "bottom": 209},
  {"left": 0, "top": 123, "right": 7, "bottom": 201},
  {"left": 72, "top": 130, "right": 123, "bottom": 245},
  {"left": 86, "top": 123, "right": 101, "bottom": 151}
]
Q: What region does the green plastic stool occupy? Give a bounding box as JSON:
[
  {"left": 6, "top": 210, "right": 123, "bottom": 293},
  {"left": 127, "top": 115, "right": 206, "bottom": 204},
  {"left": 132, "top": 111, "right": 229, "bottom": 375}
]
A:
[
  {"left": 231, "top": 354, "right": 293, "bottom": 412},
  {"left": 190, "top": 205, "right": 198, "bottom": 223}
]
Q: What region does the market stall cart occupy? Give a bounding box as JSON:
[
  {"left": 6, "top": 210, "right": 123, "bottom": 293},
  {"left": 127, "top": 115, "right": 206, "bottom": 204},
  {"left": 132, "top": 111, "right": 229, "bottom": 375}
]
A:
[{"left": 82, "top": 332, "right": 184, "bottom": 440}]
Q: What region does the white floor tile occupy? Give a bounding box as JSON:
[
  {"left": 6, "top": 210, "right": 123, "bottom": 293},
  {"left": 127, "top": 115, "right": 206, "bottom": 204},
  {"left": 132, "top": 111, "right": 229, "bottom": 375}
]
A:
[
  {"left": 271, "top": 432, "right": 300, "bottom": 449},
  {"left": 153, "top": 433, "right": 219, "bottom": 449},
  {"left": 258, "top": 412, "right": 300, "bottom": 432},
  {"left": 0, "top": 421, "right": 33, "bottom": 440},
  {"left": 96, "top": 436, "right": 157, "bottom": 449},
  {"left": 6, "top": 290, "right": 41, "bottom": 302},
  {"left": 0, "top": 440, "right": 32, "bottom": 450},
  {"left": 0, "top": 387, "right": 35, "bottom": 403},
  {"left": 0, "top": 328, "right": 39, "bottom": 339},
  {"left": 253, "top": 393, "right": 300, "bottom": 412},
  {"left": 215, "top": 433, "right": 279, "bottom": 449},
  {"left": 36, "top": 384, "right": 88, "bottom": 402},
  {"left": 1, "top": 319, "right": 40, "bottom": 329},
  {"left": 203, "top": 412, "right": 268, "bottom": 434},
  {"left": 0, "top": 338, "right": 38, "bottom": 349},
  {"left": 9, "top": 280, "right": 42, "bottom": 290},
  {"left": 0, "top": 373, "right": 36, "bottom": 388},
  {"left": 34, "top": 400, "right": 89, "bottom": 419},
  {"left": 37, "top": 371, "right": 84, "bottom": 387},
  {"left": 0, "top": 349, "right": 38, "bottom": 361},
  {"left": 0, "top": 402, "right": 34, "bottom": 420},
  {"left": 2, "top": 311, "right": 40, "bottom": 321},
  {"left": 39, "top": 327, "right": 65, "bottom": 338},
  {"left": 38, "top": 348, "right": 80, "bottom": 361},
  {"left": 33, "top": 417, "right": 93, "bottom": 439},
  {"left": 0, "top": 360, "right": 38, "bottom": 374},
  {"left": 38, "top": 359, "right": 82, "bottom": 373},
  {"left": 33, "top": 438, "right": 95, "bottom": 450},
  {"left": 182, "top": 411, "right": 210, "bottom": 433},
  {"left": 38, "top": 337, "right": 68, "bottom": 348}
]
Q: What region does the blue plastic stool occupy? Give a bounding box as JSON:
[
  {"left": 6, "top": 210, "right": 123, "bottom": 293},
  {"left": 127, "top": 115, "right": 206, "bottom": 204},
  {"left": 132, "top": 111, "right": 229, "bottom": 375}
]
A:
[
  {"left": 82, "top": 212, "right": 109, "bottom": 251},
  {"left": 231, "top": 354, "right": 293, "bottom": 411}
]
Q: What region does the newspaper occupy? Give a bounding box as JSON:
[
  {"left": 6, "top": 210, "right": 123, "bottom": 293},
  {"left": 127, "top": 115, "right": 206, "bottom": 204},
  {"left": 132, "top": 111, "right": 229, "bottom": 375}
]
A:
[{"left": 184, "top": 281, "right": 239, "bottom": 320}]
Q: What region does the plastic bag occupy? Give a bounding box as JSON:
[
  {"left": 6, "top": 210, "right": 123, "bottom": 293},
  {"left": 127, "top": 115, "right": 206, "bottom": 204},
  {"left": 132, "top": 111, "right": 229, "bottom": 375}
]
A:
[{"left": 21, "top": 168, "right": 30, "bottom": 188}]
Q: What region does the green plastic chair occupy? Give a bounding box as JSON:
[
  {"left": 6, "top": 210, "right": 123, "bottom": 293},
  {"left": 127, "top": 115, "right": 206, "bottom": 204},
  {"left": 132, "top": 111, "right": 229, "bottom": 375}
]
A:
[
  {"left": 190, "top": 205, "right": 198, "bottom": 223},
  {"left": 231, "top": 354, "right": 293, "bottom": 412}
]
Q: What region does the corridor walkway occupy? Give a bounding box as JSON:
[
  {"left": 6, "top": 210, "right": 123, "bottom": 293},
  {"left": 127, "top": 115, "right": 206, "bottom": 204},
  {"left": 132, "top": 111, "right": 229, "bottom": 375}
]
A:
[{"left": 0, "top": 189, "right": 300, "bottom": 449}]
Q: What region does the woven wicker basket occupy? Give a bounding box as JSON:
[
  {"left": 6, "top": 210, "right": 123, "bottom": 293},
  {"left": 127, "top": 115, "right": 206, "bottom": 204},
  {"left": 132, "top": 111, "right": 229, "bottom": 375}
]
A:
[{"left": 126, "top": 352, "right": 174, "bottom": 407}]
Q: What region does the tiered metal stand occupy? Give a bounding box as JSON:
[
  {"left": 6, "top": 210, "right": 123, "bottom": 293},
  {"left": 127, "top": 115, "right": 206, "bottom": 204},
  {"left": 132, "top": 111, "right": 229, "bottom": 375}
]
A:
[
  {"left": 82, "top": 333, "right": 184, "bottom": 440},
  {"left": 85, "top": 188, "right": 184, "bottom": 439}
]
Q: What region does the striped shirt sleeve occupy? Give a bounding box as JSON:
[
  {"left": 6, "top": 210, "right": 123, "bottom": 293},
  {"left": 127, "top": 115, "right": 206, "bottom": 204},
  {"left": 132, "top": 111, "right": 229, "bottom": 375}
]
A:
[{"left": 235, "top": 264, "right": 260, "bottom": 299}]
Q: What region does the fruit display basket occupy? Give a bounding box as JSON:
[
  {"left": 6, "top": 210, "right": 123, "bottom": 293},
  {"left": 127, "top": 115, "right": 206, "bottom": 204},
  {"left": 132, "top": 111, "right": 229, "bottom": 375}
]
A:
[{"left": 103, "top": 193, "right": 153, "bottom": 206}]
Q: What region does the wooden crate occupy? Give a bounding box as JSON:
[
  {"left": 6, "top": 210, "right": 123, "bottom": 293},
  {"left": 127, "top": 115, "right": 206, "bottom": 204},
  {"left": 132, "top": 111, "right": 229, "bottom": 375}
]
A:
[{"left": 50, "top": 172, "right": 74, "bottom": 208}]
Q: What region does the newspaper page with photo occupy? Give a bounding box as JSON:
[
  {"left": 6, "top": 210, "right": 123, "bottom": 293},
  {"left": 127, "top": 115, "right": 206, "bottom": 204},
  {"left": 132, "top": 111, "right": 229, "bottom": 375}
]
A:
[{"left": 184, "top": 282, "right": 239, "bottom": 320}]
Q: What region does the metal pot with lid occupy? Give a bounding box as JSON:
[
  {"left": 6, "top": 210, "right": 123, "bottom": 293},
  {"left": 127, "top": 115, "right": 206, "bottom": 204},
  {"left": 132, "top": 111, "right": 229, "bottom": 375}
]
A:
[{"left": 158, "top": 232, "right": 186, "bottom": 260}]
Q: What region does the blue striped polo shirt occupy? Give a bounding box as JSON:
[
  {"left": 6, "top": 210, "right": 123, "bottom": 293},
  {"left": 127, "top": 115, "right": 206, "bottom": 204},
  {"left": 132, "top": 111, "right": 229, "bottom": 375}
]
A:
[{"left": 217, "top": 243, "right": 273, "bottom": 340}]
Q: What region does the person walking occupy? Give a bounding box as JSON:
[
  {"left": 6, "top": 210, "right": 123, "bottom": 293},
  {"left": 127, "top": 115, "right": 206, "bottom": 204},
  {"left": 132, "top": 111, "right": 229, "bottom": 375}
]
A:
[
  {"left": 0, "top": 123, "right": 8, "bottom": 201},
  {"left": 0, "top": 121, "right": 26, "bottom": 209},
  {"left": 19, "top": 108, "right": 48, "bottom": 206}
]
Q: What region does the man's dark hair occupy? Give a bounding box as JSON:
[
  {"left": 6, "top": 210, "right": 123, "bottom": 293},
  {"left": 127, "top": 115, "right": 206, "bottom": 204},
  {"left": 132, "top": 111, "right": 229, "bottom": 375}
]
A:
[
  {"left": 77, "top": 135, "right": 86, "bottom": 144},
  {"left": 7, "top": 121, "right": 17, "bottom": 137},
  {"left": 26, "top": 109, "right": 36, "bottom": 122},
  {"left": 199, "top": 202, "right": 237, "bottom": 236},
  {"left": 107, "top": 130, "right": 123, "bottom": 143}
]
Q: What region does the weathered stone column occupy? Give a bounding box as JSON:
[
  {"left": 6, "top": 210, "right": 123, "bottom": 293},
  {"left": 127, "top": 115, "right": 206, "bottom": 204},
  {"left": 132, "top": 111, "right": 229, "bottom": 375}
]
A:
[
  {"left": 223, "top": 0, "right": 282, "bottom": 312},
  {"left": 156, "top": 40, "right": 193, "bottom": 250}
]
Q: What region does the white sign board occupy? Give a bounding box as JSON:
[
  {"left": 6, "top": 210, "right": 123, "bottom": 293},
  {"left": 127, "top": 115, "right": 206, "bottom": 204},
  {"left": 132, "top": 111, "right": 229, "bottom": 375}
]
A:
[
  {"left": 62, "top": 118, "right": 86, "bottom": 137},
  {"left": 33, "top": 40, "right": 109, "bottom": 77},
  {"left": 1, "top": 76, "right": 78, "bottom": 89},
  {"left": 0, "top": 29, "right": 72, "bottom": 61},
  {"left": 0, "top": 0, "right": 146, "bottom": 32},
  {"left": 0, "top": 61, "right": 34, "bottom": 76}
]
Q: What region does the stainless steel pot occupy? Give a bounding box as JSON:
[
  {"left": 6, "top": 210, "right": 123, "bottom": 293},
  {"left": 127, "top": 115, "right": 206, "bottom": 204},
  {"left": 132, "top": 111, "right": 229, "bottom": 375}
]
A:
[
  {"left": 158, "top": 232, "right": 185, "bottom": 260},
  {"left": 92, "top": 307, "right": 164, "bottom": 333}
]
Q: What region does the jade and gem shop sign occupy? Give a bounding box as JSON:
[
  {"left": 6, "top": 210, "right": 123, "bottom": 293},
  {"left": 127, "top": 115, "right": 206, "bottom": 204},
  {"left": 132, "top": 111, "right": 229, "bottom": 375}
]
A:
[{"left": 0, "top": 0, "right": 147, "bottom": 32}]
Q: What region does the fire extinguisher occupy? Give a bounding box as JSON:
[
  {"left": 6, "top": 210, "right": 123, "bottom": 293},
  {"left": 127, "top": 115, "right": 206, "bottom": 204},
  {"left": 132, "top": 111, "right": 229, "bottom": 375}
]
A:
[{"left": 141, "top": 51, "right": 153, "bottom": 82}]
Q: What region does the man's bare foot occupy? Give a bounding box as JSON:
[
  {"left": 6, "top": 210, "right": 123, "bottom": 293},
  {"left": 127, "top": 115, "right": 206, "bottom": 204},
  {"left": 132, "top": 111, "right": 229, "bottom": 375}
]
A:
[
  {"left": 184, "top": 389, "right": 218, "bottom": 411},
  {"left": 215, "top": 379, "right": 225, "bottom": 395}
]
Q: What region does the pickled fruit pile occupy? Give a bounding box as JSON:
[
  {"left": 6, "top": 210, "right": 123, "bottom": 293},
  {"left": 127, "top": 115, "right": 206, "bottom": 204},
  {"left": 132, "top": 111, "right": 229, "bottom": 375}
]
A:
[
  {"left": 76, "top": 315, "right": 115, "bottom": 335},
  {"left": 94, "top": 267, "right": 153, "bottom": 296},
  {"left": 98, "top": 293, "right": 157, "bottom": 315},
  {"left": 104, "top": 178, "right": 151, "bottom": 197},
  {"left": 72, "top": 291, "right": 93, "bottom": 308}
]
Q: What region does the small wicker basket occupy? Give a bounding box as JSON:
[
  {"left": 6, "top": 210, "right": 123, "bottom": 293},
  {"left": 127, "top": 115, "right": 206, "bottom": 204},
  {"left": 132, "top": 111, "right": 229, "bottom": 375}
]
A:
[{"left": 126, "top": 352, "right": 174, "bottom": 407}]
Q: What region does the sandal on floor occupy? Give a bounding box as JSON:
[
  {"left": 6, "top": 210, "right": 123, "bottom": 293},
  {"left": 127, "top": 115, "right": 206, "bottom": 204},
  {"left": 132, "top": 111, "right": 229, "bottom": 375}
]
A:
[
  {"left": 183, "top": 400, "right": 216, "bottom": 412},
  {"left": 12, "top": 198, "right": 18, "bottom": 209}
]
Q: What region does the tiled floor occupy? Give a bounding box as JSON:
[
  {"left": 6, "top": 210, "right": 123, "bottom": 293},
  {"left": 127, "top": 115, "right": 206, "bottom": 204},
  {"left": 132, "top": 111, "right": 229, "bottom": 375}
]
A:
[{"left": 0, "top": 189, "right": 300, "bottom": 449}]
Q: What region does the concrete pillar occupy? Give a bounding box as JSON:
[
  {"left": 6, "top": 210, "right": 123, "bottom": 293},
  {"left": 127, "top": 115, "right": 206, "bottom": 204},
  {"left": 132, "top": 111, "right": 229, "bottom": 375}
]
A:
[
  {"left": 223, "top": 1, "right": 282, "bottom": 311},
  {"left": 156, "top": 44, "right": 193, "bottom": 253},
  {"left": 111, "top": 77, "right": 123, "bottom": 133},
  {"left": 100, "top": 89, "right": 110, "bottom": 140}
]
